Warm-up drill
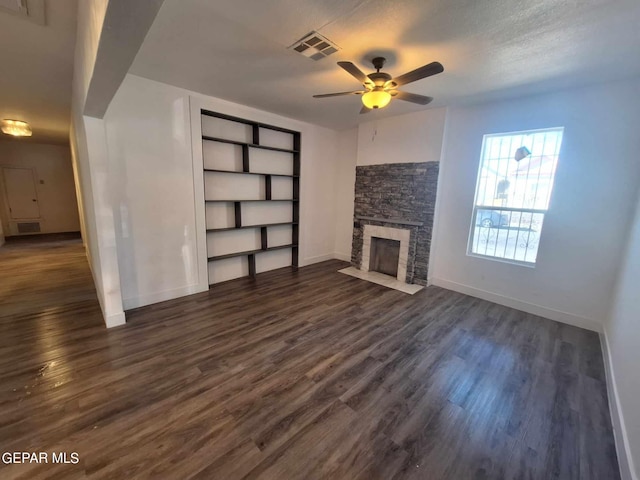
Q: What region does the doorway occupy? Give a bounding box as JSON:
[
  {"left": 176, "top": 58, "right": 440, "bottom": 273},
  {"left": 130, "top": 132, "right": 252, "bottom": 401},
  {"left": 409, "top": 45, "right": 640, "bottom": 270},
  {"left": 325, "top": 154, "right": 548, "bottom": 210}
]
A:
[{"left": 2, "top": 166, "right": 40, "bottom": 220}]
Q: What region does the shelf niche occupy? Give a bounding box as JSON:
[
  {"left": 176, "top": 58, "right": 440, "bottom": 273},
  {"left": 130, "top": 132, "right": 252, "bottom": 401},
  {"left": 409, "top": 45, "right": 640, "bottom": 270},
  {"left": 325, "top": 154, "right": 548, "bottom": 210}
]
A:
[{"left": 201, "top": 110, "right": 300, "bottom": 285}]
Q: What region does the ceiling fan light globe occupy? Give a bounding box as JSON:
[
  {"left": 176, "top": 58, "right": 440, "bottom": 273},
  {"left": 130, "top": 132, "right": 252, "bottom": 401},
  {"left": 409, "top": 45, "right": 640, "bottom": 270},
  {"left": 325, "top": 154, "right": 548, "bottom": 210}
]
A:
[{"left": 362, "top": 90, "right": 391, "bottom": 109}]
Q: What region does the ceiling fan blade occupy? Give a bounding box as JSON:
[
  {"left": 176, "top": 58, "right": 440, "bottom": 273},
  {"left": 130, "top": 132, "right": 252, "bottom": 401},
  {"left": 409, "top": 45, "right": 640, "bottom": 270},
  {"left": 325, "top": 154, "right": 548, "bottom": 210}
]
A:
[
  {"left": 391, "top": 62, "right": 444, "bottom": 87},
  {"left": 338, "top": 61, "right": 369, "bottom": 84},
  {"left": 393, "top": 91, "right": 434, "bottom": 105},
  {"left": 360, "top": 105, "right": 371, "bottom": 114},
  {"left": 313, "top": 91, "right": 365, "bottom": 98}
]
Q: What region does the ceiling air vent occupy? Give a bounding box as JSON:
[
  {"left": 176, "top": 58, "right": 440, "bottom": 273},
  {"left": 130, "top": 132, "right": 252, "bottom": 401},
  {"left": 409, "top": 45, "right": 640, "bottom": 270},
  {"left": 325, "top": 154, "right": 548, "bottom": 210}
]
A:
[{"left": 289, "top": 31, "right": 340, "bottom": 61}]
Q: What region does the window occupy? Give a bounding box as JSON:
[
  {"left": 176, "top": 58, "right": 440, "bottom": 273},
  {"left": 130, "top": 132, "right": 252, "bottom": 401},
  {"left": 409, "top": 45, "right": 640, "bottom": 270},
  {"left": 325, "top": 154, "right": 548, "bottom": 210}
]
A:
[{"left": 468, "top": 128, "right": 564, "bottom": 265}]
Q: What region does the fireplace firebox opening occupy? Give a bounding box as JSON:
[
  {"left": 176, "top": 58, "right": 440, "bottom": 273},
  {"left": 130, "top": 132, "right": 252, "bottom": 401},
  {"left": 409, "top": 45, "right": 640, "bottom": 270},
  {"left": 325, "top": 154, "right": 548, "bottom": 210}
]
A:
[{"left": 369, "top": 237, "right": 401, "bottom": 277}]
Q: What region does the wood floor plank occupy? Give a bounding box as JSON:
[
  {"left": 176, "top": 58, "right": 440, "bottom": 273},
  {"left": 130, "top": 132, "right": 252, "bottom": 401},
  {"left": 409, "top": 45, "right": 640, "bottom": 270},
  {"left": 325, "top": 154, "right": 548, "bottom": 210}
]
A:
[{"left": 0, "top": 237, "right": 621, "bottom": 480}]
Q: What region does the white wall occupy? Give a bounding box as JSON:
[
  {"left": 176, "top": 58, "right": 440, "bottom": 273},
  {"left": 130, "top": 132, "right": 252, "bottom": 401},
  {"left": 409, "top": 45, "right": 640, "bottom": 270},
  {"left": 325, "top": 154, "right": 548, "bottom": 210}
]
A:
[
  {"left": 333, "top": 128, "right": 358, "bottom": 260},
  {"left": 357, "top": 108, "right": 447, "bottom": 166},
  {"left": 0, "top": 141, "right": 80, "bottom": 235},
  {"left": 431, "top": 79, "right": 640, "bottom": 331},
  {"left": 104, "top": 74, "right": 343, "bottom": 309},
  {"left": 605, "top": 188, "right": 640, "bottom": 480},
  {"left": 72, "top": 0, "right": 109, "bottom": 111},
  {"left": 69, "top": 112, "right": 125, "bottom": 327},
  {"left": 103, "top": 75, "right": 198, "bottom": 309},
  {"left": 69, "top": 0, "right": 126, "bottom": 328}
]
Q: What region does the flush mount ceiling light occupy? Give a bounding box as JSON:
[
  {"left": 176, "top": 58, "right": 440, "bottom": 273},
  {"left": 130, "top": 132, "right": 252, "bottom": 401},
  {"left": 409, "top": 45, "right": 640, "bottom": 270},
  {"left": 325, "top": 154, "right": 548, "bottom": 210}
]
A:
[
  {"left": 313, "top": 56, "right": 444, "bottom": 114},
  {"left": 1, "top": 119, "right": 32, "bottom": 137}
]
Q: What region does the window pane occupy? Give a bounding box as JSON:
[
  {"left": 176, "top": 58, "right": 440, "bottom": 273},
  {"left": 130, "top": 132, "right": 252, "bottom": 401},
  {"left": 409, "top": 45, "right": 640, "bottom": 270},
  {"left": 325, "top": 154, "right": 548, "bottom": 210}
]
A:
[
  {"left": 468, "top": 128, "right": 563, "bottom": 265},
  {"left": 471, "top": 211, "right": 545, "bottom": 263}
]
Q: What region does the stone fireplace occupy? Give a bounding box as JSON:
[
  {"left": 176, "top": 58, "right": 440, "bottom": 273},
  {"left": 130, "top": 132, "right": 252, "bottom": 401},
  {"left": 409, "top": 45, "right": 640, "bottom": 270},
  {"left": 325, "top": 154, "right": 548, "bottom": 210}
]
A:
[{"left": 351, "top": 162, "right": 439, "bottom": 286}]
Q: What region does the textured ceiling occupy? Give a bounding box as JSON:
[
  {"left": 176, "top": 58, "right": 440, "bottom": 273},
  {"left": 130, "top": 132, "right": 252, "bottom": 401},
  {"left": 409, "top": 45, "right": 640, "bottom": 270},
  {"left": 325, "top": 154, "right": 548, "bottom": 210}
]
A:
[
  {"left": 0, "top": 0, "right": 77, "bottom": 144},
  {"left": 131, "top": 0, "right": 640, "bottom": 130}
]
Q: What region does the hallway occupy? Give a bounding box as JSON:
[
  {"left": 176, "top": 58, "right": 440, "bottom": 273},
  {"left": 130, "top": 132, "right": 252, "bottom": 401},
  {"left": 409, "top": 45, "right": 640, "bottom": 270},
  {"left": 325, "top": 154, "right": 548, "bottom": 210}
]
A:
[
  {"left": 0, "top": 235, "right": 102, "bottom": 320},
  {"left": 0, "top": 236, "right": 109, "bottom": 479},
  {"left": 0, "top": 236, "right": 108, "bottom": 413}
]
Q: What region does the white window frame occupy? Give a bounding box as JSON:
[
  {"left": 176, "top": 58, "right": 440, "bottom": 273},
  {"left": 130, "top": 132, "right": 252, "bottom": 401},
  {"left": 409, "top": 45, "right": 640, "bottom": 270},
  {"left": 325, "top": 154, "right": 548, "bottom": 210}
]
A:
[{"left": 467, "top": 127, "right": 564, "bottom": 267}]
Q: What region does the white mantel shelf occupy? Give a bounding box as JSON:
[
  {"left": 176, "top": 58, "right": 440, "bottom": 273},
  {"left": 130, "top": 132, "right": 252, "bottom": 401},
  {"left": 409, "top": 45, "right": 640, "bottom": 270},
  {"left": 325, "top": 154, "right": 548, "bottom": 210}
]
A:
[{"left": 355, "top": 216, "right": 423, "bottom": 227}]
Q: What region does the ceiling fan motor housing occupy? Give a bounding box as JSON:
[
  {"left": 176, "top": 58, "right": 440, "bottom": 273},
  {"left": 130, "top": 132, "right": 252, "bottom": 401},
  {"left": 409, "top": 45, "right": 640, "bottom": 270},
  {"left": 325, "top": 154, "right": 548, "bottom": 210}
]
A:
[
  {"left": 367, "top": 72, "right": 392, "bottom": 87},
  {"left": 372, "top": 57, "right": 386, "bottom": 70}
]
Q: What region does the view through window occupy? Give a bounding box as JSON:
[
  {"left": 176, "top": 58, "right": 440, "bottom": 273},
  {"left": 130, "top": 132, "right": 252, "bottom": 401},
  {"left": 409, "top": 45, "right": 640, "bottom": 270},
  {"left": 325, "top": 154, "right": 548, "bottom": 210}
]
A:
[{"left": 468, "top": 128, "right": 564, "bottom": 264}]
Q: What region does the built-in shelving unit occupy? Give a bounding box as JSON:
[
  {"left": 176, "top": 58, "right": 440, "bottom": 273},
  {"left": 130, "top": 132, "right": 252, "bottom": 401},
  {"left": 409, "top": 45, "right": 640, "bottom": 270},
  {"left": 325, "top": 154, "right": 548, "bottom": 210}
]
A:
[
  {"left": 207, "top": 222, "right": 298, "bottom": 233},
  {"left": 202, "top": 136, "right": 298, "bottom": 154},
  {"left": 204, "top": 199, "right": 298, "bottom": 203},
  {"left": 203, "top": 169, "right": 299, "bottom": 178},
  {"left": 201, "top": 109, "right": 300, "bottom": 285}
]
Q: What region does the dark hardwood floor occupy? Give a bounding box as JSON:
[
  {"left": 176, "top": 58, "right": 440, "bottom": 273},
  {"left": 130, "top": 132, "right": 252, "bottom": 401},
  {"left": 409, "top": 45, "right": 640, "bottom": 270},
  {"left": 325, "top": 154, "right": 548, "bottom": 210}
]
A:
[{"left": 0, "top": 238, "right": 620, "bottom": 479}]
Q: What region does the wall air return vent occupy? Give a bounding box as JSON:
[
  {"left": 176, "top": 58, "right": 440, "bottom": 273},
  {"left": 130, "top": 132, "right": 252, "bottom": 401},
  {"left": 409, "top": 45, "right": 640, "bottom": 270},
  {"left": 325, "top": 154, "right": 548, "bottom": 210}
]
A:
[
  {"left": 17, "top": 222, "right": 41, "bottom": 234},
  {"left": 289, "top": 31, "right": 340, "bottom": 61}
]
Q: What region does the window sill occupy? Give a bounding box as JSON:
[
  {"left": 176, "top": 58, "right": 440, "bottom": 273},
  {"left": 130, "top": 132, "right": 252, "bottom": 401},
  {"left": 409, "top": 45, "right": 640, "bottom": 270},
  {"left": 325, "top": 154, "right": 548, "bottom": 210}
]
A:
[{"left": 466, "top": 252, "right": 537, "bottom": 268}]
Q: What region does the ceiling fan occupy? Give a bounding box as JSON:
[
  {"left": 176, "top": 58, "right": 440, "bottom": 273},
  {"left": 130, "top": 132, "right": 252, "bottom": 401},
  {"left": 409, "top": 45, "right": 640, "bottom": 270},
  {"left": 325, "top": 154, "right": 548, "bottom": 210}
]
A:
[{"left": 313, "top": 57, "right": 444, "bottom": 113}]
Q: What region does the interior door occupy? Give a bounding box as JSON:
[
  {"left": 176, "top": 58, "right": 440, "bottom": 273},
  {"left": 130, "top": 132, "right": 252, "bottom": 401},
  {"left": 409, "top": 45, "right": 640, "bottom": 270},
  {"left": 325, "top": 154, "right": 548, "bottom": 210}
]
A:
[{"left": 3, "top": 167, "right": 40, "bottom": 219}]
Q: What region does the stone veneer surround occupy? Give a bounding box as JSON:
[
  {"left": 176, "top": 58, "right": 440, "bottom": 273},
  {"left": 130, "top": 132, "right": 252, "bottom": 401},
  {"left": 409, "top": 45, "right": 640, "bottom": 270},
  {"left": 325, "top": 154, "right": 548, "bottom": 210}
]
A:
[
  {"left": 361, "top": 225, "right": 411, "bottom": 282},
  {"left": 351, "top": 162, "right": 439, "bottom": 285}
]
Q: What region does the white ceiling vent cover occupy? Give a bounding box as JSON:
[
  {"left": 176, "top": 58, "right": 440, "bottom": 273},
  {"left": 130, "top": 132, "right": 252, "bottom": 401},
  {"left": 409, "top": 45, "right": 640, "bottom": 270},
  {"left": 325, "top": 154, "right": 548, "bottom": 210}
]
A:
[{"left": 289, "top": 31, "right": 340, "bottom": 61}]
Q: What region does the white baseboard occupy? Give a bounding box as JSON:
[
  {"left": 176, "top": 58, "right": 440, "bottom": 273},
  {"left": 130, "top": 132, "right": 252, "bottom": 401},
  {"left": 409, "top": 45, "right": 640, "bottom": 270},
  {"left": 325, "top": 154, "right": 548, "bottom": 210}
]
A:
[
  {"left": 601, "top": 330, "right": 638, "bottom": 480},
  {"left": 300, "top": 253, "right": 335, "bottom": 267},
  {"left": 429, "top": 277, "right": 602, "bottom": 332},
  {"left": 333, "top": 252, "right": 351, "bottom": 262},
  {"left": 300, "top": 252, "right": 352, "bottom": 266},
  {"left": 105, "top": 311, "right": 126, "bottom": 328},
  {"left": 122, "top": 283, "right": 208, "bottom": 311}
]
